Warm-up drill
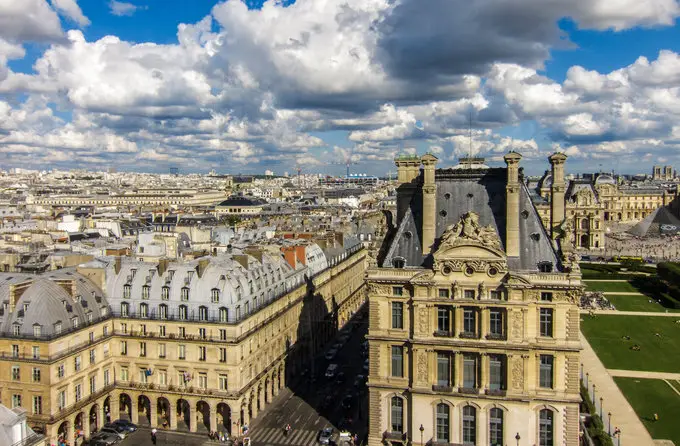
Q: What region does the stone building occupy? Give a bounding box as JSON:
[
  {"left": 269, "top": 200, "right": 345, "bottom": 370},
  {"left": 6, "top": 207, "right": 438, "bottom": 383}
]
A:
[
  {"left": 366, "top": 153, "right": 582, "bottom": 446},
  {"left": 0, "top": 239, "right": 366, "bottom": 445}
]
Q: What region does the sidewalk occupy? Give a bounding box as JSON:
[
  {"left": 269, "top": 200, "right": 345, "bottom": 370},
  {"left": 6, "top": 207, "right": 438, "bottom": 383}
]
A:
[
  {"left": 584, "top": 279, "right": 629, "bottom": 282},
  {"left": 607, "top": 370, "right": 680, "bottom": 380},
  {"left": 580, "top": 309, "right": 680, "bottom": 317},
  {"left": 580, "top": 333, "right": 655, "bottom": 446}
]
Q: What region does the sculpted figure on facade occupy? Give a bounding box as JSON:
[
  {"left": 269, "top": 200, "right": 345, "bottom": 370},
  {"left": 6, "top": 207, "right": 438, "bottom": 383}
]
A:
[
  {"left": 418, "top": 306, "right": 428, "bottom": 333},
  {"left": 511, "top": 311, "right": 523, "bottom": 339},
  {"left": 417, "top": 351, "right": 428, "bottom": 383},
  {"left": 438, "top": 211, "right": 502, "bottom": 251},
  {"left": 511, "top": 357, "right": 524, "bottom": 390}
]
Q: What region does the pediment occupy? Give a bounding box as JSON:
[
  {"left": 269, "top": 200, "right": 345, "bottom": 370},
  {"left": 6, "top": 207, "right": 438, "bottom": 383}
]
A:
[{"left": 433, "top": 241, "right": 506, "bottom": 262}]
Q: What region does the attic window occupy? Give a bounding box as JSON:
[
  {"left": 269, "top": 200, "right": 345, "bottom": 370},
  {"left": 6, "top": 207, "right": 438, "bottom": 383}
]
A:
[
  {"left": 439, "top": 210, "right": 448, "bottom": 217},
  {"left": 392, "top": 257, "right": 406, "bottom": 269},
  {"left": 530, "top": 233, "right": 541, "bottom": 241},
  {"left": 467, "top": 193, "right": 474, "bottom": 199},
  {"left": 538, "top": 262, "right": 553, "bottom": 273},
  {"left": 521, "top": 210, "right": 530, "bottom": 219},
  {"left": 444, "top": 193, "right": 451, "bottom": 200},
  {"left": 404, "top": 231, "right": 413, "bottom": 240}
]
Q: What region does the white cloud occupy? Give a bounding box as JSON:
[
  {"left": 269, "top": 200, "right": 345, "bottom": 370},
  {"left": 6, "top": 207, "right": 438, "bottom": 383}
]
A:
[
  {"left": 109, "top": 1, "right": 145, "bottom": 17},
  {"left": 51, "top": 0, "right": 89, "bottom": 27},
  {"left": 0, "top": 0, "right": 64, "bottom": 42}
]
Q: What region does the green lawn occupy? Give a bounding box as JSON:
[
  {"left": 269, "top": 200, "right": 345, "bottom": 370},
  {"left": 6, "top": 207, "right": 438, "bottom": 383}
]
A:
[
  {"left": 581, "top": 315, "right": 680, "bottom": 372},
  {"left": 614, "top": 377, "right": 680, "bottom": 445},
  {"left": 584, "top": 280, "right": 640, "bottom": 293},
  {"left": 605, "top": 294, "right": 679, "bottom": 313}
]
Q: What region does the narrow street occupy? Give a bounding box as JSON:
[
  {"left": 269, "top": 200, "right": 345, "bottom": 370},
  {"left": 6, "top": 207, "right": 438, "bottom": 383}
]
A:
[{"left": 248, "top": 308, "right": 369, "bottom": 446}]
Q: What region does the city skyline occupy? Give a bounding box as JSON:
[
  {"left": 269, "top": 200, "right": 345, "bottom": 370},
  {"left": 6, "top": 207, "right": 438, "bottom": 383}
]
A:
[{"left": 2, "top": 1, "right": 680, "bottom": 175}]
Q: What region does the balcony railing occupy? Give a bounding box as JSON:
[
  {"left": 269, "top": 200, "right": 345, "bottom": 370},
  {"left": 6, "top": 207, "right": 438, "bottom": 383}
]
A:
[
  {"left": 0, "top": 331, "right": 115, "bottom": 363},
  {"left": 485, "top": 389, "right": 507, "bottom": 397},
  {"left": 485, "top": 333, "right": 507, "bottom": 341},
  {"left": 432, "top": 384, "right": 453, "bottom": 392},
  {"left": 433, "top": 330, "right": 453, "bottom": 338},
  {"left": 458, "top": 387, "right": 479, "bottom": 395},
  {"left": 459, "top": 332, "right": 479, "bottom": 340},
  {"left": 383, "top": 431, "right": 406, "bottom": 441},
  {"left": 10, "top": 433, "right": 44, "bottom": 446}
]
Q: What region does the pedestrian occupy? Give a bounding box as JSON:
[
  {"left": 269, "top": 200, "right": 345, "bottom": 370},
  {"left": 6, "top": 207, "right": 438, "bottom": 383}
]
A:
[{"left": 151, "top": 429, "right": 157, "bottom": 445}]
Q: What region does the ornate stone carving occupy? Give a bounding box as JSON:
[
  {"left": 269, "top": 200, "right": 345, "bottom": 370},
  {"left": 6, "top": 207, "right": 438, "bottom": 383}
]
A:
[
  {"left": 368, "top": 283, "right": 392, "bottom": 295},
  {"left": 511, "top": 311, "right": 523, "bottom": 339},
  {"left": 418, "top": 306, "right": 428, "bottom": 333},
  {"left": 566, "top": 289, "right": 582, "bottom": 304},
  {"left": 512, "top": 357, "right": 524, "bottom": 390},
  {"left": 438, "top": 211, "right": 502, "bottom": 251},
  {"left": 477, "top": 282, "right": 485, "bottom": 299},
  {"left": 417, "top": 351, "right": 428, "bottom": 383}
]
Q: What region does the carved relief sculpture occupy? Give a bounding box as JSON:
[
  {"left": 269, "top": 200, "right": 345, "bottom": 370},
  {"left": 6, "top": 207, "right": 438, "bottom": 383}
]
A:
[
  {"left": 511, "top": 311, "right": 523, "bottom": 339},
  {"left": 417, "top": 351, "right": 428, "bottom": 383},
  {"left": 438, "top": 211, "right": 502, "bottom": 251},
  {"left": 418, "top": 306, "right": 428, "bottom": 333},
  {"left": 511, "top": 357, "right": 524, "bottom": 390}
]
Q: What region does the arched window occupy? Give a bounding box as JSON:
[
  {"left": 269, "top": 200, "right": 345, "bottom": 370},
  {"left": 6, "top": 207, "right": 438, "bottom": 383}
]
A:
[
  {"left": 159, "top": 304, "right": 168, "bottom": 320},
  {"left": 120, "top": 302, "right": 129, "bottom": 317},
  {"left": 436, "top": 403, "right": 450, "bottom": 443},
  {"left": 581, "top": 218, "right": 589, "bottom": 230},
  {"left": 539, "top": 409, "right": 553, "bottom": 446},
  {"left": 142, "top": 285, "right": 150, "bottom": 300},
  {"left": 489, "top": 408, "right": 503, "bottom": 446},
  {"left": 463, "top": 405, "right": 476, "bottom": 445},
  {"left": 139, "top": 303, "right": 148, "bottom": 318},
  {"left": 198, "top": 306, "right": 208, "bottom": 321},
  {"left": 390, "top": 397, "right": 403, "bottom": 433},
  {"left": 161, "top": 286, "right": 169, "bottom": 300},
  {"left": 211, "top": 289, "right": 220, "bottom": 303},
  {"left": 219, "top": 307, "right": 229, "bottom": 323},
  {"left": 181, "top": 287, "right": 190, "bottom": 301},
  {"left": 123, "top": 284, "right": 131, "bottom": 299},
  {"left": 178, "top": 305, "right": 188, "bottom": 320}
]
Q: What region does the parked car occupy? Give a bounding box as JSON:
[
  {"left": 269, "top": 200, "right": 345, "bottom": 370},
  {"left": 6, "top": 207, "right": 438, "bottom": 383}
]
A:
[
  {"left": 111, "top": 419, "right": 138, "bottom": 432},
  {"left": 318, "top": 427, "right": 334, "bottom": 445},
  {"left": 325, "top": 363, "right": 338, "bottom": 378},
  {"left": 99, "top": 427, "right": 126, "bottom": 440},
  {"left": 104, "top": 423, "right": 130, "bottom": 436},
  {"left": 89, "top": 433, "right": 121, "bottom": 446},
  {"left": 325, "top": 348, "right": 338, "bottom": 360}
]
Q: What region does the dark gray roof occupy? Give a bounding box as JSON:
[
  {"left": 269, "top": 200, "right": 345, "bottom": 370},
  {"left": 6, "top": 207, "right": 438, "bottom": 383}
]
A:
[
  {"left": 383, "top": 167, "right": 560, "bottom": 272},
  {"left": 217, "top": 196, "right": 266, "bottom": 207}
]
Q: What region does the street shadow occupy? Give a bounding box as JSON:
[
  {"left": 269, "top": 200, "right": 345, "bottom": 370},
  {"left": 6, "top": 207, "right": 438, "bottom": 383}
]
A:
[{"left": 284, "top": 274, "right": 369, "bottom": 438}]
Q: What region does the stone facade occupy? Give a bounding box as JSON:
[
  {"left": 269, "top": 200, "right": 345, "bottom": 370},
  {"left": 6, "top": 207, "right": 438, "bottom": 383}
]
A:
[{"left": 367, "top": 153, "right": 582, "bottom": 446}]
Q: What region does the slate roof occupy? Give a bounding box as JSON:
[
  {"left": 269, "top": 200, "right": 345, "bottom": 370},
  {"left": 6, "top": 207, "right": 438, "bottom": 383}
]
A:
[{"left": 383, "top": 166, "right": 560, "bottom": 272}]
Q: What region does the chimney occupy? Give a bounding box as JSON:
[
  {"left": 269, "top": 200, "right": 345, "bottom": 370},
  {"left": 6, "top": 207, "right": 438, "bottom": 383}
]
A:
[
  {"left": 244, "top": 247, "right": 264, "bottom": 264},
  {"left": 157, "top": 258, "right": 170, "bottom": 277},
  {"left": 233, "top": 254, "right": 249, "bottom": 270},
  {"left": 114, "top": 257, "right": 122, "bottom": 275},
  {"left": 394, "top": 154, "right": 421, "bottom": 185},
  {"left": 504, "top": 152, "right": 522, "bottom": 257},
  {"left": 280, "top": 246, "right": 297, "bottom": 269},
  {"left": 549, "top": 152, "right": 567, "bottom": 240},
  {"left": 421, "top": 153, "right": 438, "bottom": 252},
  {"left": 196, "top": 258, "right": 210, "bottom": 278},
  {"left": 334, "top": 232, "right": 344, "bottom": 248}
]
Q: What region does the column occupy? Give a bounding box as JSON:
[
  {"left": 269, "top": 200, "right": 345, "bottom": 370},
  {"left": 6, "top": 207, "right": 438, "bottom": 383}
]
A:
[
  {"left": 480, "top": 307, "right": 488, "bottom": 338},
  {"left": 454, "top": 307, "right": 462, "bottom": 336},
  {"left": 455, "top": 353, "right": 464, "bottom": 389},
  {"left": 83, "top": 408, "right": 91, "bottom": 439},
  {"left": 131, "top": 396, "right": 139, "bottom": 424},
  {"left": 150, "top": 399, "right": 158, "bottom": 428},
  {"left": 480, "top": 354, "right": 489, "bottom": 391},
  {"left": 110, "top": 394, "right": 120, "bottom": 422},
  {"left": 210, "top": 402, "right": 218, "bottom": 434},
  {"left": 169, "top": 400, "right": 177, "bottom": 430}
]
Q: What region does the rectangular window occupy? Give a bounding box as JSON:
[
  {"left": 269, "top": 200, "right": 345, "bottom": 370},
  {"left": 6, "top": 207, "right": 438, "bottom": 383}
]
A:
[
  {"left": 58, "top": 391, "right": 66, "bottom": 409},
  {"left": 103, "top": 325, "right": 109, "bottom": 336},
  {"left": 104, "top": 369, "right": 110, "bottom": 386},
  {"left": 74, "top": 384, "right": 82, "bottom": 402},
  {"left": 199, "top": 328, "right": 206, "bottom": 339},
  {"left": 120, "top": 367, "right": 128, "bottom": 381},
  {"left": 32, "top": 396, "right": 42, "bottom": 415},
  {"left": 392, "top": 286, "right": 403, "bottom": 296},
  {"left": 140, "top": 369, "right": 148, "bottom": 383},
  {"left": 539, "top": 355, "right": 554, "bottom": 389},
  {"left": 463, "top": 354, "right": 477, "bottom": 389},
  {"left": 181, "top": 288, "right": 189, "bottom": 301},
  {"left": 541, "top": 292, "right": 553, "bottom": 302},
  {"left": 158, "top": 370, "right": 167, "bottom": 386},
  {"left": 438, "top": 288, "right": 450, "bottom": 299},
  {"left": 120, "top": 341, "right": 127, "bottom": 355},
  {"left": 32, "top": 346, "right": 39, "bottom": 360},
  {"left": 11, "top": 345, "right": 18, "bottom": 358},
  {"left": 159, "top": 325, "right": 166, "bottom": 337},
  {"left": 74, "top": 356, "right": 81, "bottom": 372},
  {"left": 140, "top": 324, "right": 146, "bottom": 335},
  {"left": 90, "top": 349, "right": 95, "bottom": 364},
  {"left": 140, "top": 342, "right": 146, "bottom": 357},
  {"left": 199, "top": 346, "right": 206, "bottom": 361},
  {"left": 489, "top": 290, "right": 501, "bottom": 300},
  {"left": 178, "top": 327, "right": 186, "bottom": 338},
  {"left": 178, "top": 344, "right": 186, "bottom": 360},
  {"left": 463, "top": 308, "right": 477, "bottom": 336},
  {"left": 11, "top": 365, "right": 20, "bottom": 380},
  {"left": 33, "top": 325, "right": 42, "bottom": 337},
  {"left": 57, "top": 364, "right": 65, "bottom": 378},
  {"left": 539, "top": 308, "right": 553, "bottom": 338},
  {"left": 199, "top": 373, "right": 207, "bottom": 389},
  {"left": 391, "top": 302, "right": 403, "bottom": 329},
  {"left": 464, "top": 289, "right": 475, "bottom": 299},
  {"left": 89, "top": 375, "right": 96, "bottom": 394},
  {"left": 219, "top": 329, "right": 227, "bottom": 341},
  {"left": 391, "top": 346, "right": 404, "bottom": 378},
  {"left": 436, "top": 352, "right": 451, "bottom": 387},
  {"left": 12, "top": 394, "right": 21, "bottom": 409},
  {"left": 437, "top": 306, "right": 451, "bottom": 333},
  {"left": 32, "top": 367, "right": 40, "bottom": 382},
  {"left": 220, "top": 347, "right": 227, "bottom": 363},
  {"left": 489, "top": 309, "right": 504, "bottom": 336},
  {"left": 158, "top": 343, "right": 166, "bottom": 358},
  {"left": 219, "top": 374, "right": 228, "bottom": 391},
  {"left": 489, "top": 355, "right": 505, "bottom": 391}
]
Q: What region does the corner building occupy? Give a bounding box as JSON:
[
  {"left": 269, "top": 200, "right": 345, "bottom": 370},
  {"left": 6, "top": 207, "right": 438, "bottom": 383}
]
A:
[
  {"left": 367, "top": 154, "right": 582, "bottom": 446},
  {"left": 0, "top": 238, "right": 366, "bottom": 445}
]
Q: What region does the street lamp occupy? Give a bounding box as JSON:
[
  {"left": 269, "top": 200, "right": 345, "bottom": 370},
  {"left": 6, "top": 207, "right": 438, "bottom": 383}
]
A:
[
  {"left": 419, "top": 424, "right": 424, "bottom": 446},
  {"left": 515, "top": 432, "right": 521, "bottom": 446},
  {"left": 600, "top": 397, "right": 603, "bottom": 418},
  {"left": 586, "top": 372, "right": 589, "bottom": 387},
  {"left": 593, "top": 383, "right": 597, "bottom": 402},
  {"left": 608, "top": 412, "right": 612, "bottom": 436}
]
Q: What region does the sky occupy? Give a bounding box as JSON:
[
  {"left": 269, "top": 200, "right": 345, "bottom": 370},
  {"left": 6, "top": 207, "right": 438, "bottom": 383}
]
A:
[{"left": 2, "top": 1, "right": 680, "bottom": 176}]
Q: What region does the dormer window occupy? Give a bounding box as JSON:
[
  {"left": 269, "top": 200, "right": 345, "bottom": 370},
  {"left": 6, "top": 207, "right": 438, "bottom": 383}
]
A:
[
  {"left": 12, "top": 324, "right": 21, "bottom": 336},
  {"left": 167, "top": 270, "right": 175, "bottom": 281},
  {"left": 130, "top": 269, "right": 137, "bottom": 279},
  {"left": 33, "top": 324, "right": 41, "bottom": 337},
  {"left": 142, "top": 285, "right": 150, "bottom": 300},
  {"left": 161, "top": 286, "right": 169, "bottom": 300},
  {"left": 181, "top": 287, "right": 190, "bottom": 301},
  {"left": 538, "top": 262, "right": 553, "bottom": 273},
  {"left": 71, "top": 317, "right": 79, "bottom": 329},
  {"left": 211, "top": 289, "right": 220, "bottom": 303},
  {"left": 123, "top": 284, "right": 131, "bottom": 299},
  {"left": 54, "top": 321, "right": 62, "bottom": 334},
  {"left": 23, "top": 303, "right": 29, "bottom": 312}
]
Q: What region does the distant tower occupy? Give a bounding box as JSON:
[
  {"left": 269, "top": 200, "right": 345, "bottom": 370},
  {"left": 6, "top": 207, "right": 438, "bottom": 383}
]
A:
[{"left": 170, "top": 167, "right": 179, "bottom": 176}]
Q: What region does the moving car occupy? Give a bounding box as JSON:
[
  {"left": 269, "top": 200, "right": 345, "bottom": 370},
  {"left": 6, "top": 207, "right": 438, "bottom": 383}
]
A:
[
  {"left": 89, "top": 433, "right": 121, "bottom": 446},
  {"left": 99, "top": 427, "right": 126, "bottom": 440},
  {"left": 318, "top": 427, "right": 333, "bottom": 445},
  {"left": 111, "top": 419, "right": 138, "bottom": 432}
]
